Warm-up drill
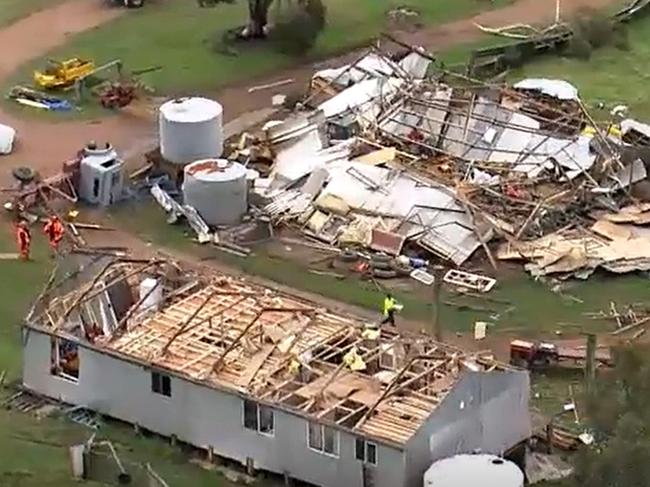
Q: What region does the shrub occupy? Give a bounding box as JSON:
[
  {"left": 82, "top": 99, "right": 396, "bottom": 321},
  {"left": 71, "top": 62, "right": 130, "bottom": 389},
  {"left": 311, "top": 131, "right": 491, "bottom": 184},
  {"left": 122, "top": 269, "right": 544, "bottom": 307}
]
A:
[{"left": 269, "top": 0, "right": 326, "bottom": 57}]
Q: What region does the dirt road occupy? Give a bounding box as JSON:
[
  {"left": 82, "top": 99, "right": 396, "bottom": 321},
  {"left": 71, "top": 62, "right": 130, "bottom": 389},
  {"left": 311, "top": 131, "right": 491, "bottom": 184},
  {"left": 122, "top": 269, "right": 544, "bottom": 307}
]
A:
[{"left": 0, "top": 0, "right": 151, "bottom": 185}]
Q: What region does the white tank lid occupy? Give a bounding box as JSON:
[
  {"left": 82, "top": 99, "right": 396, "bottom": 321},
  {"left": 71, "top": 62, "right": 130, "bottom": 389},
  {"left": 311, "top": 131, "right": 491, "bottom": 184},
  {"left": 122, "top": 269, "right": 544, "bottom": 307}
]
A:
[
  {"left": 184, "top": 159, "right": 247, "bottom": 182},
  {"left": 160, "top": 97, "right": 223, "bottom": 124},
  {"left": 425, "top": 455, "right": 523, "bottom": 487}
]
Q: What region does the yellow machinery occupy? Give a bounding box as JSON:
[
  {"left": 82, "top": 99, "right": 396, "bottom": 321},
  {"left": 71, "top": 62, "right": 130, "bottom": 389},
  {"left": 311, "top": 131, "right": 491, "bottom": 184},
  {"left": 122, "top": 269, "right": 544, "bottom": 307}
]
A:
[{"left": 34, "top": 58, "right": 95, "bottom": 89}]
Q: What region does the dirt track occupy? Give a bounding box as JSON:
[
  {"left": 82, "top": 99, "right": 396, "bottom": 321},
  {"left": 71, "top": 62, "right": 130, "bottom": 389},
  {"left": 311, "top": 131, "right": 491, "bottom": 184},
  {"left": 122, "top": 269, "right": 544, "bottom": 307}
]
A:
[
  {"left": 0, "top": 0, "right": 150, "bottom": 185},
  {"left": 0, "top": 0, "right": 625, "bottom": 185}
]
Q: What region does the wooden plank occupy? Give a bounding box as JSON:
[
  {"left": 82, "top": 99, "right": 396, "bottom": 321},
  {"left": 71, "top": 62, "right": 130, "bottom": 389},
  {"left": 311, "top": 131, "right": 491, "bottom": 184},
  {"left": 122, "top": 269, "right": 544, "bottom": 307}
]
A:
[{"left": 237, "top": 345, "right": 276, "bottom": 387}]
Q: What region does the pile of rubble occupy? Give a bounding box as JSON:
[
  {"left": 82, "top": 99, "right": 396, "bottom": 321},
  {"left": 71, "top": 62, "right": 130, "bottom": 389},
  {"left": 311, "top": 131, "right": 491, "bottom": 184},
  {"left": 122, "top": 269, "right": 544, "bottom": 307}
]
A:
[{"left": 226, "top": 43, "right": 650, "bottom": 280}]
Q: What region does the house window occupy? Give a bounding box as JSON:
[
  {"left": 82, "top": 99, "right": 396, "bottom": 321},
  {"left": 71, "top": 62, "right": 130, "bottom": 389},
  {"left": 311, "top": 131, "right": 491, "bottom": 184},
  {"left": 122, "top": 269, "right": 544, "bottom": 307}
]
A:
[
  {"left": 151, "top": 371, "right": 171, "bottom": 397},
  {"left": 355, "top": 438, "right": 377, "bottom": 465},
  {"left": 243, "top": 399, "right": 274, "bottom": 436},
  {"left": 50, "top": 337, "right": 80, "bottom": 382},
  {"left": 307, "top": 422, "right": 339, "bottom": 457}
]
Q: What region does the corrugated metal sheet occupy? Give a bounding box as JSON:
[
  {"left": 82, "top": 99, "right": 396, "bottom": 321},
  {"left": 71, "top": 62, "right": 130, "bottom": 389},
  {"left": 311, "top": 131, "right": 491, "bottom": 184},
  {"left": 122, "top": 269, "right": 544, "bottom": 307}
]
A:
[
  {"left": 514, "top": 78, "right": 579, "bottom": 100},
  {"left": 317, "top": 77, "right": 403, "bottom": 119},
  {"left": 380, "top": 86, "right": 452, "bottom": 145}
]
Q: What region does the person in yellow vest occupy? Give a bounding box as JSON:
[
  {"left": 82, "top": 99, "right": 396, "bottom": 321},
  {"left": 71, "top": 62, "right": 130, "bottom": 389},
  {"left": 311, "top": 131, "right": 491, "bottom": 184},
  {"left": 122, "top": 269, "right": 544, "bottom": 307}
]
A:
[{"left": 381, "top": 293, "right": 399, "bottom": 327}]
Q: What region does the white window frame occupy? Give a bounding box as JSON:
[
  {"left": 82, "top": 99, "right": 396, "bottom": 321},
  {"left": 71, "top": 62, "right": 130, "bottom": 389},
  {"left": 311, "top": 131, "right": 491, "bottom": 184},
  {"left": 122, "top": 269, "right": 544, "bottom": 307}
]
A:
[
  {"left": 306, "top": 422, "right": 339, "bottom": 458},
  {"left": 242, "top": 400, "right": 275, "bottom": 437},
  {"left": 50, "top": 337, "right": 79, "bottom": 384},
  {"left": 355, "top": 438, "right": 378, "bottom": 466}
]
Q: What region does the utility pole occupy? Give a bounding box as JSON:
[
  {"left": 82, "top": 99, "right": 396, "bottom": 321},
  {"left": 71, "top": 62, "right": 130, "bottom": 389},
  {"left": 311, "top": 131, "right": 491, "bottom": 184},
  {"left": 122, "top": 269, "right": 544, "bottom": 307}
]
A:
[
  {"left": 432, "top": 266, "right": 444, "bottom": 342},
  {"left": 584, "top": 333, "right": 596, "bottom": 390}
]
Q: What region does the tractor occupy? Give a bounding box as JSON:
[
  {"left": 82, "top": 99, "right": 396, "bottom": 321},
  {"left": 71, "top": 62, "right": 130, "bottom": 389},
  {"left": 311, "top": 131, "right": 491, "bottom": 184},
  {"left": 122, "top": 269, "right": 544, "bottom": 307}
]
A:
[{"left": 34, "top": 58, "right": 95, "bottom": 89}]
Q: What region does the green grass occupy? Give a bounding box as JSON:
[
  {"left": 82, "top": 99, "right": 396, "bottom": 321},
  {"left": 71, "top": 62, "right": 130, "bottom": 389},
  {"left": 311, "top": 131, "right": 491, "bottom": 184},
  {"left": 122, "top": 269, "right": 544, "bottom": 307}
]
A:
[
  {"left": 111, "top": 201, "right": 650, "bottom": 337},
  {"left": 510, "top": 16, "right": 650, "bottom": 118},
  {"left": 7, "top": 0, "right": 512, "bottom": 100},
  {"left": 0, "top": 231, "right": 50, "bottom": 383},
  {"left": 0, "top": 0, "right": 63, "bottom": 27}
]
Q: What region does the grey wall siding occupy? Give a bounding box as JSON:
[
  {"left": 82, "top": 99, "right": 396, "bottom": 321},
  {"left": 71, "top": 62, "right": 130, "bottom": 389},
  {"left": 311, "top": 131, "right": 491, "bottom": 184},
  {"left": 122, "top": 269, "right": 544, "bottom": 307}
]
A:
[
  {"left": 403, "top": 370, "right": 530, "bottom": 487},
  {"left": 23, "top": 329, "right": 405, "bottom": 487}
]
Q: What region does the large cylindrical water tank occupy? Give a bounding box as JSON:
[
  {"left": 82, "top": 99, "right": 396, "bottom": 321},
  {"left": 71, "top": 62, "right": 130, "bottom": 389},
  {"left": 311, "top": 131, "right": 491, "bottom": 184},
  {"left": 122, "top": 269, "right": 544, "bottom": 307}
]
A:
[
  {"left": 159, "top": 97, "right": 223, "bottom": 165},
  {"left": 182, "top": 159, "right": 248, "bottom": 226},
  {"left": 424, "top": 455, "right": 524, "bottom": 487}
]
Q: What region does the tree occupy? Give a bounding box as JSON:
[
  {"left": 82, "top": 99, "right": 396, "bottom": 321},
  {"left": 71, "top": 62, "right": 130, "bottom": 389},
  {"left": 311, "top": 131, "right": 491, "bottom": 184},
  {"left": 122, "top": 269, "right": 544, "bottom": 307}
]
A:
[
  {"left": 199, "top": 0, "right": 325, "bottom": 46},
  {"left": 568, "top": 346, "right": 650, "bottom": 487},
  {"left": 245, "top": 0, "right": 274, "bottom": 38}
]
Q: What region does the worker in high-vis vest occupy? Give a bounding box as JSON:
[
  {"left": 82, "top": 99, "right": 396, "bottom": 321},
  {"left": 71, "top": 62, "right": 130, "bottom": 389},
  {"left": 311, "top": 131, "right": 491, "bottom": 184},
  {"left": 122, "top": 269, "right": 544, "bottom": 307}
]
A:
[{"left": 381, "top": 293, "right": 398, "bottom": 327}]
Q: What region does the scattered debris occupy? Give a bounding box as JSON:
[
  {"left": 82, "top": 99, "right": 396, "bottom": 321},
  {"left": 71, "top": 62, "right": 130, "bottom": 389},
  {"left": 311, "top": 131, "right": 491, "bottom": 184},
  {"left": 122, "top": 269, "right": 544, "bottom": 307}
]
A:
[
  {"left": 0, "top": 123, "right": 16, "bottom": 155},
  {"left": 474, "top": 321, "right": 488, "bottom": 340},
  {"left": 247, "top": 78, "right": 294, "bottom": 93},
  {"left": 2, "top": 390, "right": 58, "bottom": 414},
  {"left": 65, "top": 405, "right": 102, "bottom": 429},
  {"left": 410, "top": 268, "right": 435, "bottom": 285},
  {"left": 443, "top": 269, "right": 496, "bottom": 292},
  {"left": 8, "top": 86, "right": 74, "bottom": 111}
]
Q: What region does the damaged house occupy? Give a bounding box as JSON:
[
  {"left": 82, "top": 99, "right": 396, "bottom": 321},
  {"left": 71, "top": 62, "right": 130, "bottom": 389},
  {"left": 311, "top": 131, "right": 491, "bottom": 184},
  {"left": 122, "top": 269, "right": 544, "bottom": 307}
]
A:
[
  {"left": 23, "top": 255, "right": 530, "bottom": 487},
  {"left": 240, "top": 46, "right": 650, "bottom": 278}
]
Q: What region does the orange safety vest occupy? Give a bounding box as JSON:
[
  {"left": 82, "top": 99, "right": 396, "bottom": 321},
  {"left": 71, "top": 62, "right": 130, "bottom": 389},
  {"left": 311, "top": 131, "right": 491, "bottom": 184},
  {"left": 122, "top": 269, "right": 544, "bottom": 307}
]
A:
[
  {"left": 44, "top": 218, "right": 64, "bottom": 242},
  {"left": 16, "top": 226, "right": 31, "bottom": 247}
]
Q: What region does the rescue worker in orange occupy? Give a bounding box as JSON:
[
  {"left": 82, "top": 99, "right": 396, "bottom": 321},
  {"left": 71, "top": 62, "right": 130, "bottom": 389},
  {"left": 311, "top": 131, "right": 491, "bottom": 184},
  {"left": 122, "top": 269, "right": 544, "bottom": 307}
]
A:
[
  {"left": 43, "top": 215, "right": 65, "bottom": 254},
  {"left": 16, "top": 221, "right": 31, "bottom": 261}
]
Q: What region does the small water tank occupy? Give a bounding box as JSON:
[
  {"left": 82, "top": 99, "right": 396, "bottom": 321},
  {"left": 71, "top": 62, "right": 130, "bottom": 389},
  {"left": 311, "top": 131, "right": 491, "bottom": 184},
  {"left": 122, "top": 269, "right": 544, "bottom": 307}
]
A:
[
  {"left": 182, "top": 159, "right": 248, "bottom": 226},
  {"left": 159, "top": 97, "right": 223, "bottom": 165},
  {"left": 138, "top": 278, "right": 163, "bottom": 313},
  {"left": 424, "top": 454, "right": 524, "bottom": 487}
]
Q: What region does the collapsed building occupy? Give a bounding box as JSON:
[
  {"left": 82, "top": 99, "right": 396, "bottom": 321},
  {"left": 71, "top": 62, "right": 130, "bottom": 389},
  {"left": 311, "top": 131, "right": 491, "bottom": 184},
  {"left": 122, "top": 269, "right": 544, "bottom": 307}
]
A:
[
  {"left": 217, "top": 46, "right": 650, "bottom": 279},
  {"left": 23, "top": 254, "right": 529, "bottom": 487}
]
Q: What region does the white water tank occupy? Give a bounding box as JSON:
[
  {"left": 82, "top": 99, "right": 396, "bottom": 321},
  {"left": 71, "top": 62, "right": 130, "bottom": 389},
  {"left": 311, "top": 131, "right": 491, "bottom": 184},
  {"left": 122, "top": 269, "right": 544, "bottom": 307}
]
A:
[
  {"left": 424, "top": 455, "right": 524, "bottom": 487},
  {"left": 159, "top": 97, "right": 223, "bottom": 165},
  {"left": 182, "top": 159, "right": 248, "bottom": 226},
  {"left": 139, "top": 278, "right": 163, "bottom": 313}
]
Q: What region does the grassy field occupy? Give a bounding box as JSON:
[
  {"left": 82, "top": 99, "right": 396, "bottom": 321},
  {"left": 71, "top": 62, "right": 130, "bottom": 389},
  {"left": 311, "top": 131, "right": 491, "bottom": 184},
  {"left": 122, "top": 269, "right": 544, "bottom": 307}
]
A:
[
  {"left": 0, "top": 225, "right": 236, "bottom": 486},
  {"left": 7, "top": 0, "right": 511, "bottom": 96},
  {"left": 0, "top": 0, "right": 62, "bottom": 26}
]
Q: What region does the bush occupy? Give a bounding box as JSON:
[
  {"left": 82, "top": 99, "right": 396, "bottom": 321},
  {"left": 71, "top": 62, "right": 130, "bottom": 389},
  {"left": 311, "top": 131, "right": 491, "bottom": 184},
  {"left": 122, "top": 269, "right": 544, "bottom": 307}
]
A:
[
  {"left": 565, "top": 10, "right": 629, "bottom": 59},
  {"left": 575, "top": 14, "right": 615, "bottom": 48},
  {"left": 269, "top": 0, "right": 326, "bottom": 57},
  {"left": 564, "top": 31, "right": 593, "bottom": 60}
]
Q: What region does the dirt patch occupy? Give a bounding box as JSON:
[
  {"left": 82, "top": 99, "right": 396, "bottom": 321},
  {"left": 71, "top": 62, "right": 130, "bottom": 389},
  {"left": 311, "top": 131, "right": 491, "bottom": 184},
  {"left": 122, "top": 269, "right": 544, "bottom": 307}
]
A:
[
  {"left": 0, "top": 0, "right": 150, "bottom": 187},
  {"left": 404, "top": 0, "right": 623, "bottom": 50}
]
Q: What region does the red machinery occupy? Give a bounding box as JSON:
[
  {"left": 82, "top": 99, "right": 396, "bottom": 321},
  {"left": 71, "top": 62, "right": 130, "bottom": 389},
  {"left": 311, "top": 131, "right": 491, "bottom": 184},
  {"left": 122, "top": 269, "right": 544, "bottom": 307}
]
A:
[
  {"left": 510, "top": 339, "right": 613, "bottom": 370},
  {"left": 510, "top": 340, "right": 560, "bottom": 369},
  {"left": 99, "top": 83, "right": 137, "bottom": 109}
]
